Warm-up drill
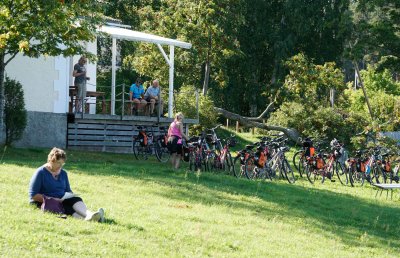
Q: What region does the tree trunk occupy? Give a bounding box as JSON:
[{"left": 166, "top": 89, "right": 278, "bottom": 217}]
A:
[
  {"left": 202, "top": 28, "right": 212, "bottom": 96},
  {"left": 244, "top": 101, "right": 275, "bottom": 121},
  {"left": 270, "top": 59, "right": 278, "bottom": 85},
  {"left": 202, "top": 61, "right": 210, "bottom": 96},
  {"left": 214, "top": 107, "right": 300, "bottom": 142},
  {"left": 354, "top": 62, "right": 374, "bottom": 120},
  {"left": 0, "top": 53, "right": 5, "bottom": 135}
]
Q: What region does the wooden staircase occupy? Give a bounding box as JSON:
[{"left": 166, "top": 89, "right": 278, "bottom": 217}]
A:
[{"left": 67, "top": 115, "right": 195, "bottom": 153}]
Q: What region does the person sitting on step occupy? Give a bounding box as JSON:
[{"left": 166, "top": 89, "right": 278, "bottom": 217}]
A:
[
  {"left": 129, "top": 78, "right": 147, "bottom": 115},
  {"left": 144, "top": 79, "right": 163, "bottom": 117}
]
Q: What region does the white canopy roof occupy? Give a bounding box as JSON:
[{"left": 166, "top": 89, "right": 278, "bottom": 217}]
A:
[
  {"left": 96, "top": 24, "right": 192, "bottom": 118},
  {"left": 97, "top": 25, "right": 192, "bottom": 49}
]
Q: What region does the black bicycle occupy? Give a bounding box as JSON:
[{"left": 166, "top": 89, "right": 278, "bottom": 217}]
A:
[
  {"left": 154, "top": 126, "right": 171, "bottom": 163},
  {"left": 133, "top": 126, "right": 170, "bottom": 162}
]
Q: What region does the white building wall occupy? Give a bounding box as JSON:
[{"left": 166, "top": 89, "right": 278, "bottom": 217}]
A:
[
  {"left": 54, "top": 56, "right": 70, "bottom": 113},
  {"left": 5, "top": 55, "right": 58, "bottom": 113},
  {"left": 5, "top": 39, "right": 97, "bottom": 114}
]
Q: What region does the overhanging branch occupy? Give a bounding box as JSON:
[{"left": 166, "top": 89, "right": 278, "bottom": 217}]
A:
[
  {"left": 244, "top": 101, "right": 275, "bottom": 121},
  {"left": 214, "top": 107, "right": 300, "bottom": 142}
]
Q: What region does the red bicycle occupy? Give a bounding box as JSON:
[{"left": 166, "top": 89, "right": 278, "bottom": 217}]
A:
[{"left": 304, "top": 139, "right": 348, "bottom": 184}]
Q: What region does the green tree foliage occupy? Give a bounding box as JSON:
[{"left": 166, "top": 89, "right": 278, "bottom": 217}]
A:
[
  {"left": 0, "top": 0, "right": 104, "bottom": 133},
  {"left": 118, "top": 0, "right": 245, "bottom": 93},
  {"left": 271, "top": 55, "right": 399, "bottom": 148},
  {"left": 344, "top": 66, "right": 400, "bottom": 131},
  {"left": 99, "top": 1, "right": 399, "bottom": 142},
  {"left": 361, "top": 68, "right": 400, "bottom": 95},
  {"left": 211, "top": 0, "right": 352, "bottom": 115},
  {"left": 269, "top": 101, "right": 360, "bottom": 145},
  {"left": 98, "top": 0, "right": 149, "bottom": 69},
  {"left": 101, "top": 1, "right": 355, "bottom": 117},
  {"left": 347, "top": 0, "right": 400, "bottom": 70},
  {"left": 174, "top": 85, "right": 217, "bottom": 134},
  {"left": 4, "top": 76, "right": 26, "bottom": 146},
  {"left": 278, "top": 0, "right": 352, "bottom": 65},
  {"left": 269, "top": 54, "right": 365, "bottom": 146},
  {"left": 283, "top": 53, "right": 345, "bottom": 107}
]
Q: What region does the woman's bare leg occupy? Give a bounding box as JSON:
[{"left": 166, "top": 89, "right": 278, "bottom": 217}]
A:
[
  {"left": 174, "top": 154, "right": 181, "bottom": 169},
  {"left": 171, "top": 153, "right": 177, "bottom": 168}
]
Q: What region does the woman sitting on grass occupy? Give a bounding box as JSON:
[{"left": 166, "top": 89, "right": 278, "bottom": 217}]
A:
[{"left": 29, "top": 147, "right": 104, "bottom": 222}]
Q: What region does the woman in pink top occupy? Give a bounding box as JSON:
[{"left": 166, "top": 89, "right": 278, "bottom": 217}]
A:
[{"left": 167, "top": 112, "right": 189, "bottom": 169}]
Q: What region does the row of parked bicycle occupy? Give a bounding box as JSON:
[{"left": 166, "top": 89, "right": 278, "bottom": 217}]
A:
[
  {"left": 293, "top": 137, "right": 400, "bottom": 186},
  {"left": 131, "top": 125, "right": 400, "bottom": 187}
]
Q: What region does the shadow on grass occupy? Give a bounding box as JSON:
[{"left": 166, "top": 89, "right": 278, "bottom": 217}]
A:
[
  {"left": 4, "top": 148, "right": 400, "bottom": 250},
  {"left": 75, "top": 161, "right": 400, "bottom": 250},
  {"left": 101, "top": 218, "right": 145, "bottom": 232}
]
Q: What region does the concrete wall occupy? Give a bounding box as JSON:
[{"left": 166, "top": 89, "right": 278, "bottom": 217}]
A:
[{"left": 14, "top": 111, "right": 67, "bottom": 149}]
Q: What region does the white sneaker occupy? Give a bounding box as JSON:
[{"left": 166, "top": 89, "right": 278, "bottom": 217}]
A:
[
  {"left": 98, "top": 208, "right": 105, "bottom": 223},
  {"left": 85, "top": 211, "right": 101, "bottom": 222}
]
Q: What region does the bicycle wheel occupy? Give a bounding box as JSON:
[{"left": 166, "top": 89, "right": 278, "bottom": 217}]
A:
[
  {"left": 282, "top": 159, "right": 296, "bottom": 184},
  {"left": 292, "top": 150, "right": 305, "bottom": 177},
  {"left": 347, "top": 165, "right": 355, "bottom": 187},
  {"left": 201, "top": 149, "right": 208, "bottom": 172},
  {"left": 233, "top": 155, "right": 245, "bottom": 178},
  {"left": 133, "top": 139, "right": 148, "bottom": 160},
  {"left": 226, "top": 152, "right": 235, "bottom": 176},
  {"left": 370, "top": 165, "right": 382, "bottom": 184},
  {"left": 189, "top": 148, "right": 205, "bottom": 172},
  {"left": 210, "top": 153, "right": 221, "bottom": 172},
  {"left": 335, "top": 162, "right": 348, "bottom": 185},
  {"left": 380, "top": 168, "right": 389, "bottom": 184},
  {"left": 348, "top": 166, "right": 365, "bottom": 187},
  {"left": 189, "top": 151, "right": 197, "bottom": 171},
  {"left": 263, "top": 165, "right": 274, "bottom": 181},
  {"left": 292, "top": 150, "right": 301, "bottom": 171},
  {"left": 222, "top": 152, "right": 232, "bottom": 173},
  {"left": 155, "top": 141, "right": 170, "bottom": 163},
  {"left": 305, "top": 164, "right": 318, "bottom": 184},
  {"left": 203, "top": 151, "right": 213, "bottom": 172},
  {"left": 244, "top": 157, "right": 257, "bottom": 179}
]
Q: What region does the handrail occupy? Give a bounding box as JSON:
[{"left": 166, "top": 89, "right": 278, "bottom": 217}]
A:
[{"left": 72, "top": 83, "right": 199, "bottom": 120}]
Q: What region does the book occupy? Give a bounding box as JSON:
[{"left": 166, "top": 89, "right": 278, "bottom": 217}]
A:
[{"left": 61, "top": 192, "right": 79, "bottom": 200}]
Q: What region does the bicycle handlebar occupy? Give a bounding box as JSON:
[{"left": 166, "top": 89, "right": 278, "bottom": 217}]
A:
[{"left": 209, "top": 124, "right": 223, "bottom": 132}]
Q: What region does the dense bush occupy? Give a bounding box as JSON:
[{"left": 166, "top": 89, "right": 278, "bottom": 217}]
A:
[
  {"left": 174, "top": 85, "right": 217, "bottom": 135},
  {"left": 4, "top": 77, "right": 27, "bottom": 146},
  {"left": 268, "top": 102, "right": 361, "bottom": 147}
]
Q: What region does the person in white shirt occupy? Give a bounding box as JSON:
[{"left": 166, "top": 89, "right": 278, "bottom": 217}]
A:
[{"left": 144, "top": 79, "right": 163, "bottom": 116}]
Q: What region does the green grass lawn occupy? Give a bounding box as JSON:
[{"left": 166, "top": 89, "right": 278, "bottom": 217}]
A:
[{"left": 1, "top": 146, "right": 400, "bottom": 257}]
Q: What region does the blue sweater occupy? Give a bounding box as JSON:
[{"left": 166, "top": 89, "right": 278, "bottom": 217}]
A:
[{"left": 29, "top": 166, "right": 72, "bottom": 202}]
